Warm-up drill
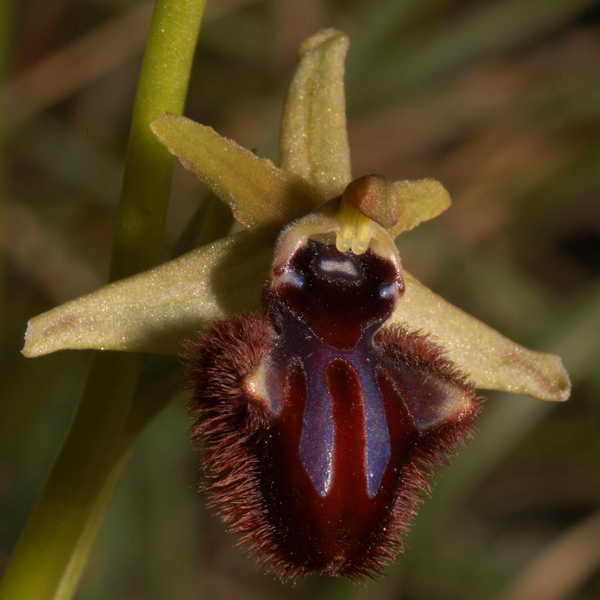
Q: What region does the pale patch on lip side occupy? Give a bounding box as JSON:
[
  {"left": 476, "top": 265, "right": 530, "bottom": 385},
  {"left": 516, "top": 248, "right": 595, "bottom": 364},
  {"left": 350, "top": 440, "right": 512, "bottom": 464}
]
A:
[
  {"left": 410, "top": 378, "right": 480, "bottom": 432},
  {"left": 272, "top": 268, "right": 304, "bottom": 289},
  {"left": 244, "top": 358, "right": 276, "bottom": 414}
]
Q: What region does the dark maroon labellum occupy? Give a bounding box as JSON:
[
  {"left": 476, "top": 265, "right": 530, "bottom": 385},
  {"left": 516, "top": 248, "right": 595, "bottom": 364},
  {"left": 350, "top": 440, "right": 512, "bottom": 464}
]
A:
[{"left": 187, "top": 238, "right": 482, "bottom": 581}]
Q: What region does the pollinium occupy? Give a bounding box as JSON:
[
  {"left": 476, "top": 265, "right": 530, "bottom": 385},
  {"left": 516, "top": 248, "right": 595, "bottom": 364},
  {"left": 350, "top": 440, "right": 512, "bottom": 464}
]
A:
[{"left": 186, "top": 197, "right": 482, "bottom": 581}]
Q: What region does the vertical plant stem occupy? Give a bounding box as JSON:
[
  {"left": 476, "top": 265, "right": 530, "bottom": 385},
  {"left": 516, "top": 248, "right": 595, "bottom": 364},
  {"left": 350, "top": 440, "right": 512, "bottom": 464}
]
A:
[
  {"left": 110, "top": 0, "right": 207, "bottom": 281},
  {"left": 0, "top": 1, "right": 207, "bottom": 599}
]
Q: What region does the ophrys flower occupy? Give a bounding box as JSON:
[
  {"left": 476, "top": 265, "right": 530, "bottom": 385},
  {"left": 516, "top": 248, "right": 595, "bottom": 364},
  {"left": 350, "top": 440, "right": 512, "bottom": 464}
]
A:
[{"left": 22, "top": 29, "right": 570, "bottom": 581}]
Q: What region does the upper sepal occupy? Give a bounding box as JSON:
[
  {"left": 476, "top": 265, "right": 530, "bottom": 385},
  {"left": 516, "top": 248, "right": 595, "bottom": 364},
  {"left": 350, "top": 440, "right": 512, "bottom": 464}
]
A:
[{"left": 279, "top": 29, "right": 352, "bottom": 198}]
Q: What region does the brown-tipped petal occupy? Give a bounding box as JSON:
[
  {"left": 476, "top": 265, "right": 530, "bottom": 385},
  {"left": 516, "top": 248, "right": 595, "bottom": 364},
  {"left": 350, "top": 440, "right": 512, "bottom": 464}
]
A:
[
  {"left": 279, "top": 29, "right": 352, "bottom": 199},
  {"left": 151, "top": 115, "right": 324, "bottom": 239},
  {"left": 390, "top": 271, "right": 571, "bottom": 402},
  {"left": 387, "top": 179, "right": 451, "bottom": 238},
  {"left": 22, "top": 232, "right": 272, "bottom": 357},
  {"left": 343, "top": 174, "right": 401, "bottom": 230}
]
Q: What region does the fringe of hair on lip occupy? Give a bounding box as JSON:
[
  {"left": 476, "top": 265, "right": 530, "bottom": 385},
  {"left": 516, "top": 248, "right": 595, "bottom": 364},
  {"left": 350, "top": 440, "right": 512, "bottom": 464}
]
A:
[{"left": 184, "top": 317, "right": 483, "bottom": 581}]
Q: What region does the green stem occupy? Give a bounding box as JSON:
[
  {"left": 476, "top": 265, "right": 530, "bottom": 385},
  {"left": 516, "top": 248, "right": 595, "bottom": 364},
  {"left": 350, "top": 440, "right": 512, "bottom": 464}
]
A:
[
  {"left": 0, "top": 1, "right": 207, "bottom": 599},
  {"left": 110, "top": 0, "right": 208, "bottom": 281}
]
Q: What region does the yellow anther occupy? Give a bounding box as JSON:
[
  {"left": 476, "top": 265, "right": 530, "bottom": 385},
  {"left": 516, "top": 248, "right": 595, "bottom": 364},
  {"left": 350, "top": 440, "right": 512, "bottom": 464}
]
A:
[{"left": 335, "top": 199, "right": 373, "bottom": 255}]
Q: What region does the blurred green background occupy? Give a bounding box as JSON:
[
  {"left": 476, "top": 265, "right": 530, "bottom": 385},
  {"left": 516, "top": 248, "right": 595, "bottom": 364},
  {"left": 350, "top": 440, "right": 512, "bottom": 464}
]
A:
[{"left": 2, "top": 0, "right": 600, "bottom": 598}]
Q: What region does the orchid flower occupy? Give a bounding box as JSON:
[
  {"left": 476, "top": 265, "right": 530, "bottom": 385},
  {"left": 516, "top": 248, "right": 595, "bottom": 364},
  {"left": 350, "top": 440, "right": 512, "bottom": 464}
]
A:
[{"left": 22, "top": 29, "right": 569, "bottom": 580}]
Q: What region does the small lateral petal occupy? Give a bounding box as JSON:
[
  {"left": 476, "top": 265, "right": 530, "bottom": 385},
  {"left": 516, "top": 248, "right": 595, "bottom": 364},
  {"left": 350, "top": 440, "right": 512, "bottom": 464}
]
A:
[
  {"left": 279, "top": 29, "right": 352, "bottom": 199},
  {"left": 151, "top": 114, "right": 324, "bottom": 239},
  {"left": 387, "top": 179, "right": 451, "bottom": 238},
  {"left": 22, "top": 233, "right": 272, "bottom": 357},
  {"left": 342, "top": 174, "right": 401, "bottom": 230},
  {"left": 390, "top": 271, "right": 571, "bottom": 402}
]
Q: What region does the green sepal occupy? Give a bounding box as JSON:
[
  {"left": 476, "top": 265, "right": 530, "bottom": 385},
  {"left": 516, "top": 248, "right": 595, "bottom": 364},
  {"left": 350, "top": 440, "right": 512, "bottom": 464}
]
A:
[
  {"left": 22, "top": 233, "right": 272, "bottom": 357},
  {"left": 390, "top": 271, "right": 571, "bottom": 402},
  {"left": 151, "top": 114, "right": 324, "bottom": 239},
  {"left": 279, "top": 29, "right": 352, "bottom": 198}
]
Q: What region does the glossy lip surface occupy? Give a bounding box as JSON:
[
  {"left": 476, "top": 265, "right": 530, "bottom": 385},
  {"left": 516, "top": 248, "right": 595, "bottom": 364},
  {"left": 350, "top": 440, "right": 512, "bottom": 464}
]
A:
[
  {"left": 186, "top": 236, "right": 482, "bottom": 580},
  {"left": 265, "top": 240, "right": 403, "bottom": 498}
]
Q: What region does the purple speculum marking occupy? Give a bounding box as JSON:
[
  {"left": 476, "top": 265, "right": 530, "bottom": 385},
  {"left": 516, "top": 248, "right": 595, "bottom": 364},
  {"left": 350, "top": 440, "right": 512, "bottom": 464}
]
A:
[{"left": 265, "top": 240, "right": 403, "bottom": 499}]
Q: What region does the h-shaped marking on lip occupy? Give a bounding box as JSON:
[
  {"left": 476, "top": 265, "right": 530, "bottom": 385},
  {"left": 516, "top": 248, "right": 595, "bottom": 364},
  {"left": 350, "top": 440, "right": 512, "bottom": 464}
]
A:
[{"left": 299, "top": 348, "right": 391, "bottom": 499}]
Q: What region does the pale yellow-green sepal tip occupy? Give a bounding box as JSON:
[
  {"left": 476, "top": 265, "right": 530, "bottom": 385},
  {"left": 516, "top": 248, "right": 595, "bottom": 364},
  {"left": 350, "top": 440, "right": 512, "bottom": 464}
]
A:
[
  {"left": 391, "top": 271, "right": 571, "bottom": 402},
  {"left": 151, "top": 114, "right": 324, "bottom": 240},
  {"left": 280, "top": 29, "right": 352, "bottom": 198},
  {"left": 22, "top": 233, "right": 272, "bottom": 358}
]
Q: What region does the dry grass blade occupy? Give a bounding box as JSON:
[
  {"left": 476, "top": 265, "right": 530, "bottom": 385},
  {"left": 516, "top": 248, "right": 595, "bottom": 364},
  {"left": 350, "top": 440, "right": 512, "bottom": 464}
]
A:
[
  {"left": 4, "top": 200, "right": 101, "bottom": 302},
  {"left": 500, "top": 511, "right": 600, "bottom": 600},
  {"left": 5, "top": 2, "right": 154, "bottom": 124},
  {"left": 4, "top": 0, "right": 257, "bottom": 125}
]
